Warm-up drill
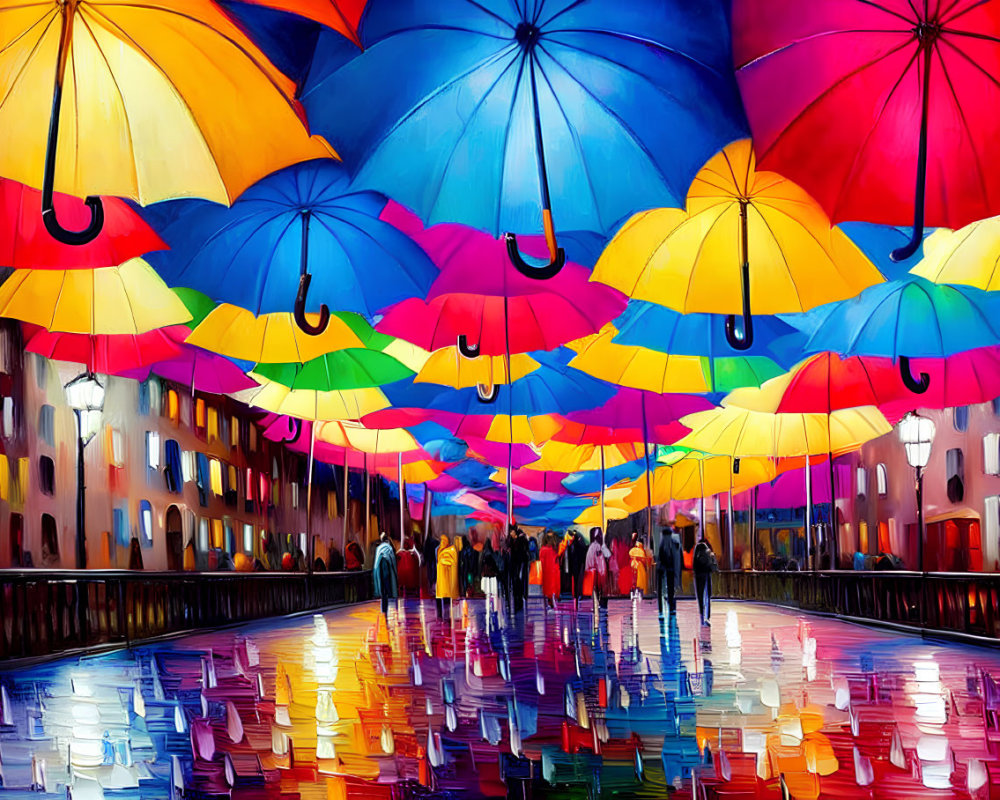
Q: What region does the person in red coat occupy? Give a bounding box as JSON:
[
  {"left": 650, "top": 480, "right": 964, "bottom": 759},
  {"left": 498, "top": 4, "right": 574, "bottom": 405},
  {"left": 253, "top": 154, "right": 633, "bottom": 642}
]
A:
[
  {"left": 396, "top": 537, "right": 422, "bottom": 598},
  {"left": 540, "top": 532, "right": 561, "bottom": 609}
]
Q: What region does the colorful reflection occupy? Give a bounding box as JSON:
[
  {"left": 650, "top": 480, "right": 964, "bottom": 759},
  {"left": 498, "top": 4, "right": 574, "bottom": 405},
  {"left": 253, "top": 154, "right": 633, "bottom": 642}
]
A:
[{"left": 0, "top": 600, "right": 998, "bottom": 798}]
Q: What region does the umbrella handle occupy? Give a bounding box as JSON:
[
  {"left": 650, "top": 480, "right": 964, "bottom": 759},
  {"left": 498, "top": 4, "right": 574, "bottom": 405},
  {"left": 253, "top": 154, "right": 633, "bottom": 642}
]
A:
[
  {"left": 476, "top": 383, "right": 498, "bottom": 403},
  {"left": 288, "top": 417, "right": 302, "bottom": 442},
  {"left": 41, "top": 0, "right": 104, "bottom": 246},
  {"left": 899, "top": 356, "right": 930, "bottom": 394},
  {"left": 294, "top": 273, "right": 330, "bottom": 336},
  {"left": 504, "top": 233, "right": 565, "bottom": 280},
  {"left": 457, "top": 336, "right": 480, "bottom": 359},
  {"left": 725, "top": 199, "right": 754, "bottom": 350},
  {"left": 724, "top": 312, "right": 753, "bottom": 351}
]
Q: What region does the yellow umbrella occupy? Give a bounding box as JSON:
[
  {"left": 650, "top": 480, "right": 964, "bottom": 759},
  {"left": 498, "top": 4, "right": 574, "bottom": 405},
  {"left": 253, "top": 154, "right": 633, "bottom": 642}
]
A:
[
  {"left": 477, "top": 414, "right": 561, "bottom": 446},
  {"left": 382, "top": 339, "right": 432, "bottom": 373},
  {"left": 591, "top": 138, "right": 882, "bottom": 348},
  {"left": 677, "top": 405, "right": 891, "bottom": 458},
  {"left": 567, "top": 325, "right": 709, "bottom": 393},
  {"left": 0, "top": 0, "right": 329, "bottom": 242},
  {"left": 415, "top": 346, "right": 540, "bottom": 389},
  {"left": 0, "top": 258, "right": 190, "bottom": 334},
  {"left": 625, "top": 454, "right": 777, "bottom": 507},
  {"left": 910, "top": 217, "right": 1000, "bottom": 290},
  {"left": 315, "top": 422, "right": 420, "bottom": 454},
  {"left": 186, "top": 304, "right": 369, "bottom": 363},
  {"left": 526, "top": 440, "right": 646, "bottom": 473},
  {"left": 232, "top": 380, "right": 390, "bottom": 422},
  {"left": 575, "top": 496, "right": 630, "bottom": 526}
]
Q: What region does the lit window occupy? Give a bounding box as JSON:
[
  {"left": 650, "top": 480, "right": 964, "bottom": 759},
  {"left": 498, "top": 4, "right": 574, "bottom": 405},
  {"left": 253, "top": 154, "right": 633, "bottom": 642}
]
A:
[
  {"left": 855, "top": 467, "right": 866, "bottom": 498},
  {"left": 34, "top": 355, "right": 47, "bottom": 389},
  {"left": 954, "top": 406, "right": 969, "bottom": 432},
  {"left": 207, "top": 406, "right": 219, "bottom": 443},
  {"left": 228, "top": 465, "right": 238, "bottom": 502},
  {"left": 210, "top": 459, "right": 224, "bottom": 496},
  {"left": 986, "top": 497, "right": 1000, "bottom": 560},
  {"left": 166, "top": 389, "right": 180, "bottom": 424},
  {"left": 140, "top": 500, "right": 153, "bottom": 545},
  {"left": 181, "top": 450, "right": 196, "bottom": 483},
  {"left": 224, "top": 522, "right": 235, "bottom": 553},
  {"left": 138, "top": 381, "right": 151, "bottom": 415},
  {"left": 230, "top": 417, "right": 240, "bottom": 448},
  {"left": 985, "top": 434, "right": 1000, "bottom": 476},
  {"left": 291, "top": 481, "right": 299, "bottom": 508},
  {"left": 146, "top": 431, "right": 161, "bottom": 470},
  {"left": 249, "top": 425, "right": 257, "bottom": 451},
  {"left": 246, "top": 468, "right": 255, "bottom": 501},
  {"left": 243, "top": 523, "right": 254, "bottom": 553},
  {"left": 272, "top": 458, "right": 280, "bottom": 480},
  {"left": 2, "top": 396, "right": 14, "bottom": 436},
  {"left": 211, "top": 518, "right": 223, "bottom": 549},
  {"left": 108, "top": 427, "right": 125, "bottom": 468},
  {"left": 113, "top": 507, "right": 130, "bottom": 547},
  {"left": 876, "top": 463, "right": 888, "bottom": 496},
  {"left": 198, "top": 518, "right": 209, "bottom": 552}
]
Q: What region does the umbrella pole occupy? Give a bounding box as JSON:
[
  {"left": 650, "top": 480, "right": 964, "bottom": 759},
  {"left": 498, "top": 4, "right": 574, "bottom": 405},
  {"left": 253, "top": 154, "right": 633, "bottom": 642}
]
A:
[
  {"left": 507, "top": 443, "right": 513, "bottom": 529},
  {"left": 306, "top": 422, "right": 315, "bottom": 573},
  {"left": 342, "top": 450, "right": 349, "bottom": 558},
  {"left": 699, "top": 460, "right": 706, "bottom": 542},
  {"left": 641, "top": 395, "right": 653, "bottom": 541},
  {"left": 727, "top": 468, "right": 734, "bottom": 571},
  {"left": 423, "top": 486, "right": 433, "bottom": 540},
  {"left": 364, "top": 453, "right": 371, "bottom": 546},
  {"left": 600, "top": 447, "right": 606, "bottom": 534},
  {"left": 827, "top": 451, "right": 837, "bottom": 569},
  {"left": 805, "top": 453, "right": 813, "bottom": 571},
  {"left": 398, "top": 452, "right": 405, "bottom": 543}
]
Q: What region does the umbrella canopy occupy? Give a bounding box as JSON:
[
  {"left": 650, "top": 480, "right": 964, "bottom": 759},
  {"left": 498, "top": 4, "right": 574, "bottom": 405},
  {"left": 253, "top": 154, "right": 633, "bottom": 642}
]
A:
[
  {"left": 527, "top": 441, "right": 645, "bottom": 473},
  {"left": 142, "top": 160, "right": 436, "bottom": 322},
  {"left": 677, "top": 404, "right": 892, "bottom": 458},
  {"left": 734, "top": 0, "right": 1000, "bottom": 257},
  {"left": 376, "top": 203, "right": 625, "bottom": 354},
  {"left": 591, "top": 139, "right": 882, "bottom": 347},
  {"left": 238, "top": 0, "right": 366, "bottom": 46},
  {"left": 626, "top": 454, "right": 777, "bottom": 505},
  {"left": 314, "top": 421, "right": 421, "bottom": 454},
  {"left": 252, "top": 349, "right": 414, "bottom": 392},
  {"left": 23, "top": 324, "right": 185, "bottom": 374},
  {"left": 231, "top": 381, "right": 391, "bottom": 421},
  {"left": 135, "top": 347, "right": 257, "bottom": 395},
  {"left": 186, "top": 304, "right": 376, "bottom": 363},
  {"left": 0, "top": 0, "right": 328, "bottom": 245},
  {"left": 910, "top": 218, "right": 1000, "bottom": 291},
  {"left": 0, "top": 178, "right": 165, "bottom": 269},
  {"left": 567, "top": 387, "right": 713, "bottom": 430},
  {"left": 414, "top": 347, "right": 539, "bottom": 389},
  {"left": 302, "top": 0, "right": 747, "bottom": 262},
  {"left": 0, "top": 259, "right": 191, "bottom": 334},
  {"left": 492, "top": 467, "right": 570, "bottom": 497}
]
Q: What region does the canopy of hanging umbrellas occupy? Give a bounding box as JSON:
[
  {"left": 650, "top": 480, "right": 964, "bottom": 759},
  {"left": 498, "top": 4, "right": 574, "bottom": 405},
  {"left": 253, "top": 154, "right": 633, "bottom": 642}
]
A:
[{"left": 3, "top": 0, "right": 1000, "bottom": 529}]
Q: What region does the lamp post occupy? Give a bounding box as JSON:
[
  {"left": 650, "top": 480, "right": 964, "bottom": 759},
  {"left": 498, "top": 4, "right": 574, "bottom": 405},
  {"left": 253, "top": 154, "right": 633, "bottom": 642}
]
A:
[
  {"left": 898, "top": 411, "right": 936, "bottom": 574},
  {"left": 64, "top": 373, "right": 105, "bottom": 569}
]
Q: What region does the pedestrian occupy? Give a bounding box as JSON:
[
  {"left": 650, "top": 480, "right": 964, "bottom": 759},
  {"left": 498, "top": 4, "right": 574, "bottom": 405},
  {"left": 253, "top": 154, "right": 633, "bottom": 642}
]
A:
[
  {"left": 629, "top": 533, "right": 652, "bottom": 600},
  {"left": 479, "top": 539, "right": 501, "bottom": 619},
  {"left": 458, "top": 535, "right": 480, "bottom": 598},
  {"left": 509, "top": 525, "right": 530, "bottom": 614},
  {"left": 423, "top": 531, "right": 440, "bottom": 597},
  {"left": 540, "top": 532, "right": 561, "bottom": 609},
  {"left": 435, "top": 535, "right": 459, "bottom": 619},
  {"left": 693, "top": 536, "right": 717, "bottom": 626},
  {"left": 568, "top": 530, "right": 589, "bottom": 610},
  {"left": 396, "top": 537, "right": 422, "bottom": 598},
  {"left": 657, "top": 527, "right": 682, "bottom": 614},
  {"left": 585, "top": 527, "right": 612, "bottom": 613},
  {"left": 345, "top": 539, "right": 365, "bottom": 571},
  {"left": 372, "top": 532, "right": 398, "bottom": 619}
]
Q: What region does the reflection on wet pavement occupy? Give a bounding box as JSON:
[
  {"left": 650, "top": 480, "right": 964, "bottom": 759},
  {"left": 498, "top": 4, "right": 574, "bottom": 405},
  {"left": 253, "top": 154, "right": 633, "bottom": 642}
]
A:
[{"left": 0, "top": 598, "right": 998, "bottom": 799}]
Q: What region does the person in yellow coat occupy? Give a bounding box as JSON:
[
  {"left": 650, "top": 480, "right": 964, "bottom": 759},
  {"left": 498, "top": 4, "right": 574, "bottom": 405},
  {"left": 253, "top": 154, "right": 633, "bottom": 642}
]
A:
[
  {"left": 629, "top": 533, "right": 653, "bottom": 601},
  {"left": 435, "top": 535, "right": 459, "bottom": 619}
]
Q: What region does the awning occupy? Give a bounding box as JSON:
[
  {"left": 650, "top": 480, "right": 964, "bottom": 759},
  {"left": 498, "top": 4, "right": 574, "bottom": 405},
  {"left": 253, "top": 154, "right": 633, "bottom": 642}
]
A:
[{"left": 925, "top": 507, "right": 981, "bottom": 525}]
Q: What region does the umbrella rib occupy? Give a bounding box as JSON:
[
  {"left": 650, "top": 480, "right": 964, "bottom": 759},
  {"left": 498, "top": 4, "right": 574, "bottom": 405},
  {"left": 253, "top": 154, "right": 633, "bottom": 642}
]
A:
[
  {"left": 0, "top": 12, "right": 59, "bottom": 115},
  {"left": 680, "top": 204, "right": 732, "bottom": 310},
  {"left": 852, "top": 0, "right": 918, "bottom": 24},
  {"left": 942, "top": 0, "right": 994, "bottom": 27}
]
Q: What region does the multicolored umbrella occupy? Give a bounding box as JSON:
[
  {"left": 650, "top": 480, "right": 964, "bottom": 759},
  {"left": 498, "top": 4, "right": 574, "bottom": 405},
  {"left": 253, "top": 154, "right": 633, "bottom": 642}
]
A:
[
  {"left": 0, "top": 0, "right": 328, "bottom": 243},
  {"left": 376, "top": 203, "right": 625, "bottom": 355},
  {"left": 142, "top": 160, "right": 436, "bottom": 331},
  {"left": 303, "top": 0, "right": 747, "bottom": 273},
  {"left": 591, "top": 139, "right": 882, "bottom": 347},
  {"left": 734, "top": 0, "right": 1000, "bottom": 258}
]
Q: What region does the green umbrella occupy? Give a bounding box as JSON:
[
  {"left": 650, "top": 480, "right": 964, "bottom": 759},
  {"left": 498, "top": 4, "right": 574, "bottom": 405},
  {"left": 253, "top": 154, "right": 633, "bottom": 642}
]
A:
[{"left": 253, "top": 349, "right": 414, "bottom": 392}]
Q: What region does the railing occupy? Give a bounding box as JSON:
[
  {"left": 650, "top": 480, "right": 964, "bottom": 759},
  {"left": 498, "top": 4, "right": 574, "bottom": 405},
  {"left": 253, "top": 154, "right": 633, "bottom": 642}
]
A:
[
  {"left": 0, "top": 569, "right": 373, "bottom": 663},
  {"left": 716, "top": 570, "right": 1000, "bottom": 642}
]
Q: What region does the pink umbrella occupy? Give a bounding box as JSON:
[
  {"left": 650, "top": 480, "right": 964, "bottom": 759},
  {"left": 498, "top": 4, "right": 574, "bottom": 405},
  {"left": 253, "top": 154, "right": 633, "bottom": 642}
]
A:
[
  {"left": 122, "top": 342, "right": 257, "bottom": 395},
  {"left": 567, "top": 387, "right": 714, "bottom": 433},
  {"left": 462, "top": 436, "right": 540, "bottom": 470},
  {"left": 24, "top": 323, "right": 184, "bottom": 374},
  {"left": 376, "top": 202, "right": 626, "bottom": 355},
  {"left": 506, "top": 468, "right": 571, "bottom": 496}
]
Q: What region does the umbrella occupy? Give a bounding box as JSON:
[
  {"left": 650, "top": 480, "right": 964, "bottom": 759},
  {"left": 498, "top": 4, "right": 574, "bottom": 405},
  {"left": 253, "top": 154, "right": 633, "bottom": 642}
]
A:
[
  {"left": 302, "top": 0, "right": 747, "bottom": 274},
  {"left": 786, "top": 276, "right": 1000, "bottom": 393},
  {"left": 527, "top": 441, "right": 645, "bottom": 473},
  {"left": 567, "top": 387, "right": 713, "bottom": 430},
  {"left": 626, "top": 454, "right": 777, "bottom": 505},
  {"left": 0, "top": 259, "right": 191, "bottom": 334},
  {"left": 590, "top": 139, "right": 882, "bottom": 348},
  {"left": 252, "top": 349, "right": 415, "bottom": 392},
  {"left": 491, "top": 468, "right": 570, "bottom": 497},
  {"left": 376, "top": 202, "right": 625, "bottom": 353},
  {"left": 232, "top": 380, "right": 391, "bottom": 422},
  {"left": 142, "top": 160, "right": 436, "bottom": 331},
  {"left": 910, "top": 218, "right": 1000, "bottom": 291},
  {"left": 677, "top": 405, "right": 892, "bottom": 458},
  {"left": 0, "top": 0, "right": 328, "bottom": 244},
  {"left": 733, "top": 0, "right": 1000, "bottom": 258},
  {"left": 414, "top": 347, "right": 539, "bottom": 389},
  {"left": 236, "top": 0, "right": 365, "bottom": 46},
  {"left": 314, "top": 421, "right": 421, "bottom": 454},
  {"left": 186, "top": 304, "right": 377, "bottom": 363},
  {"left": 23, "top": 324, "right": 185, "bottom": 374},
  {"left": 0, "top": 178, "right": 165, "bottom": 269},
  {"left": 130, "top": 347, "right": 258, "bottom": 395}
]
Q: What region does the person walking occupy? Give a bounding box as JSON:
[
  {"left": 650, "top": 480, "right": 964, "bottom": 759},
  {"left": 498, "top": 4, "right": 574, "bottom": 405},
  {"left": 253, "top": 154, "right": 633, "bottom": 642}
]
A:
[
  {"left": 629, "top": 533, "right": 652, "bottom": 600},
  {"left": 657, "top": 527, "right": 682, "bottom": 615},
  {"left": 540, "top": 532, "right": 561, "bottom": 610},
  {"left": 567, "top": 530, "right": 589, "bottom": 610},
  {"left": 693, "top": 536, "right": 717, "bottom": 626},
  {"left": 509, "top": 525, "right": 530, "bottom": 614},
  {"left": 396, "top": 536, "right": 422, "bottom": 599},
  {"left": 372, "top": 532, "right": 398, "bottom": 619},
  {"left": 423, "top": 532, "right": 439, "bottom": 598},
  {"left": 585, "top": 527, "right": 611, "bottom": 614},
  {"left": 435, "top": 535, "right": 459, "bottom": 619},
  {"left": 479, "top": 538, "right": 501, "bottom": 621}
]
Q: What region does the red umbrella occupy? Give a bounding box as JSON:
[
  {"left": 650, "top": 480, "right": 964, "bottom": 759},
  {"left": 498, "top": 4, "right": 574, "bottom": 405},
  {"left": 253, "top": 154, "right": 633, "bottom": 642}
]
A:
[
  {"left": 0, "top": 179, "right": 165, "bottom": 269},
  {"left": 23, "top": 324, "right": 184, "bottom": 374},
  {"left": 734, "top": 0, "right": 1000, "bottom": 258},
  {"left": 376, "top": 202, "right": 625, "bottom": 355}
]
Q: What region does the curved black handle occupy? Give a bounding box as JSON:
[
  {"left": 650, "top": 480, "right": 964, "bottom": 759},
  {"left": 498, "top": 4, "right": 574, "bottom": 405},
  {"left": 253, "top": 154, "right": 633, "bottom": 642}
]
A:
[
  {"left": 725, "top": 199, "right": 754, "bottom": 350},
  {"left": 899, "top": 356, "right": 930, "bottom": 394},
  {"left": 457, "top": 335, "right": 480, "bottom": 359},
  {"left": 724, "top": 312, "right": 754, "bottom": 351},
  {"left": 476, "top": 383, "right": 498, "bottom": 404},
  {"left": 294, "top": 273, "right": 330, "bottom": 336},
  {"left": 288, "top": 417, "right": 303, "bottom": 442},
  {"left": 890, "top": 226, "right": 924, "bottom": 263},
  {"left": 504, "top": 232, "right": 565, "bottom": 280}
]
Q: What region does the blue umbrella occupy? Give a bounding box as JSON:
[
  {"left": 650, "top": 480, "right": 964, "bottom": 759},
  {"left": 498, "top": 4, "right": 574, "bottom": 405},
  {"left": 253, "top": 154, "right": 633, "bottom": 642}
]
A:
[
  {"left": 838, "top": 222, "right": 933, "bottom": 282},
  {"left": 301, "top": 0, "right": 747, "bottom": 276},
  {"left": 782, "top": 276, "right": 1000, "bottom": 394},
  {"left": 141, "top": 159, "right": 437, "bottom": 333}
]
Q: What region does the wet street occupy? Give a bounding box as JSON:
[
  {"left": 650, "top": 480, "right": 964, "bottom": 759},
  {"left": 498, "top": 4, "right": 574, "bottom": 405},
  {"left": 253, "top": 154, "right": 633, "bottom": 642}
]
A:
[{"left": 1, "top": 598, "right": 998, "bottom": 799}]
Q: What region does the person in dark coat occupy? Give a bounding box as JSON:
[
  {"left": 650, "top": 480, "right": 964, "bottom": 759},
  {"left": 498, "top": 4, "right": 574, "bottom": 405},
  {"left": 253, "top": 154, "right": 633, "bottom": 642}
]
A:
[
  {"left": 458, "top": 535, "right": 480, "bottom": 597},
  {"left": 567, "top": 531, "right": 589, "bottom": 609},
  {"left": 479, "top": 539, "right": 501, "bottom": 617},
  {"left": 693, "top": 537, "right": 717, "bottom": 626},
  {"left": 657, "top": 527, "right": 683, "bottom": 615},
  {"left": 327, "top": 546, "right": 344, "bottom": 571},
  {"left": 423, "top": 533, "right": 440, "bottom": 596},
  {"left": 372, "top": 532, "right": 398, "bottom": 618},
  {"left": 509, "top": 525, "right": 530, "bottom": 614}
]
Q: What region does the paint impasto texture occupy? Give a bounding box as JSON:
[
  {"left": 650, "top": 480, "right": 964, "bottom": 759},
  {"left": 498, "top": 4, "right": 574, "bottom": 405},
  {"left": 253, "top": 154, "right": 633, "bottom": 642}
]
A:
[{"left": 0, "top": 600, "right": 996, "bottom": 798}]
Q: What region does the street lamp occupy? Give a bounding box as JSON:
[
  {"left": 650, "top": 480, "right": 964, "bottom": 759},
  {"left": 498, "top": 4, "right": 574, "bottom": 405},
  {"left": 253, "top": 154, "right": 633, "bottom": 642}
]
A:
[
  {"left": 898, "top": 410, "right": 936, "bottom": 573},
  {"left": 65, "top": 373, "right": 105, "bottom": 569}
]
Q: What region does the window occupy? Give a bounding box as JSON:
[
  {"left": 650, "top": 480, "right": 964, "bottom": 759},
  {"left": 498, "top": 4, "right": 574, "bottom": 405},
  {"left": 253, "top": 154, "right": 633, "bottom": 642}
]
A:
[
  {"left": 249, "top": 424, "right": 257, "bottom": 452},
  {"left": 954, "top": 406, "right": 970, "bottom": 432},
  {"left": 226, "top": 465, "right": 238, "bottom": 507},
  {"left": 2, "top": 396, "right": 14, "bottom": 437},
  {"left": 40, "top": 513, "right": 58, "bottom": 566},
  {"left": 994, "top": 397, "right": 1000, "bottom": 418},
  {"left": 196, "top": 454, "right": 210, "bottom": 507},
  {"left": 207, "top": 406, "right": 220, "bottom": 443},
  {"left": 34, "top": 355, "right": 47, "bottom": 389},
  {"left": 166, "top": 389, "right": 180, "bottom": 425},
  {"left": 291, "top": 481, "right": 299, "bottom": 509},
  {"left": 9, "top": 513, "right": 23, "bottom": 567},
  {"left": 986, "top": 434, "right": 1000, "bottom": 476},
  {"left": 38, "top": 405, "right": 54, "bottom": 447},
  {"left": 987, "top": 496, "right": 1000, "bottom": 564},
  {"left": 243, "top": 523, "right": 254, "bottom": 553},
  {"left": 38, "top": 456, "right": 54, "bottom": 496},
  {"left": 947, "top": 448, "right": 965, "bottom": 503},
  {"left": 230, "top": 417, "right": 240, "bottom": 449},
  {"left": 195, "top": 398, "right": 207, "bottom": 434},
  {"left": 182, "top": 450, "right": 196, "bottom": 483},
  {"left": 876, "top": 463, "right": 888, "bottom": 496},
  {"left": 113, "top": 507, "right": 130, "bottom": 547},
  {"left": 224, "top": 521, "right": 235, "bottom": 553},
  {"left": 164, "top": 440, "right": 182, "bottom": 493},
  {"left": 138, "top": 380, "right": 151, "bottom": 416},
  {"left": 107, "top": 427, "right": 125, "bottom": 468},
  {"left": 855, "top": 467, "right": 867, "bottom": 498},
  {"left": 211, "top": 518, "right": 224, "bottom": 549},
  {"left": 198, "top": 518, "right": 209, "bottom": 552},
  {"left": 139, "top": 500, "right": 153, "bottom": 545},
  {"left": 272, "top": 457, "right": 280, "bottom": 480},
  {"left": 146, "top": 431, "right": 161, "bottom": 471},
  {"left": 209, "top": 459, "right": 224, "bottom": 496}
]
